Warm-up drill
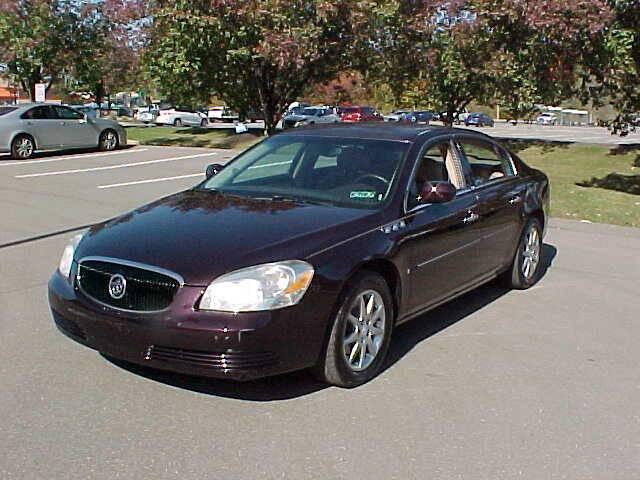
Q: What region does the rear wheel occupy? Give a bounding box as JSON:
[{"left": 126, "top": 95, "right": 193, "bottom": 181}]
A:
[
  {"left": 99, "top": 129, "right": 118, "bottom": 151},
  {"left": 502, "top": 217, "right": 543, "bottom": 289},
  {"left": 174, "top": 118, "right": 183, "bottom": 127},
  {"left": 11, "top": 135, "right": 35, "bottom": 160},
  {"left": 314, "top": 272, "right": 394, "bottom": 388}
]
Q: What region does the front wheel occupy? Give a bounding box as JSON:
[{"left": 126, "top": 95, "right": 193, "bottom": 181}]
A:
[
  {"left": 314, "top": 272, "right": 394, "bottom": 388},
  {"left": 99, "top": 129, "right": 119, "bottom": 151},
  {"left": 502, "top": 218, "right": 543, "bottom": 289},
  {"left": 11, "top": 135, "right": 35, "bottom": 159},
  {"left": 200, "top": 118, "right": 208, "bottom": 127},
  {"left": 173, "top": 118, "right": 183, "bottom": 127}
]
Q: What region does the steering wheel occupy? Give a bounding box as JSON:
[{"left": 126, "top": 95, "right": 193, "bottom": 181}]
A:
[{"left": 353, "top": 174, "right": 390, "bottom": 190}]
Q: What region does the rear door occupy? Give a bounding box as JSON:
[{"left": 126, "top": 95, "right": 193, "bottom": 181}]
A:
[
  {"left": 21, "top": 106, "right": 63, "bottom": 149},
  {"left": 454, "top": 135, "right": 524, "bottom": 274}
]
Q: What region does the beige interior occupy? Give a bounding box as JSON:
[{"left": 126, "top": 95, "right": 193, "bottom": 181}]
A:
[{"left": 445, "top": 148, "right": 465, "bottom": 189}]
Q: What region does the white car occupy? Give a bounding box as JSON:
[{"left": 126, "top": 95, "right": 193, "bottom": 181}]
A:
[
  {"left": 136, "top": 106, "right": 159, "bottom": 123},
  {"left": 155, "top": 108, "right": 208, "bottom": 127},
  {"left": 536, "top": 112, "right": 558, "bottom": 126},
  {"left": 385, "top": 110, "right": 410, "bottom": 122},
  {"left": 207, "top": 106, "right": 239, "bottom": 123}
]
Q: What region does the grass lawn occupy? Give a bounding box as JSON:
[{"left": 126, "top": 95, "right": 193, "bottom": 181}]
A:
[
  {"left": 506, "top": 141, "right": 640, "bottom": 228},
  {"left": 126, "top": 126, "right": 262, "bottom": 150}
]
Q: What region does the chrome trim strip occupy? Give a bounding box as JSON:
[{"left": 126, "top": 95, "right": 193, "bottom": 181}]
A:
[
  {"left": 77, "top": 256, "right": 185, "bottom": 286},
  {"left": 482, "top": 223, "right": 516, "bottom": 240},
  {"left": 416, "top": 238, "right": 481, "bottom": 268}
]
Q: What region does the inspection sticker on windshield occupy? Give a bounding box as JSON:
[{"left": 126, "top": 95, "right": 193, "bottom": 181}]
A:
[{"left": 350, "top": 190, "right": 377, "bottom": 200}]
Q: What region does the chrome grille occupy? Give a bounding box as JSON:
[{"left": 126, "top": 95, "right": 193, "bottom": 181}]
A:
[{"left": 77, "top": 259, "right": 180, "bottom": 312}]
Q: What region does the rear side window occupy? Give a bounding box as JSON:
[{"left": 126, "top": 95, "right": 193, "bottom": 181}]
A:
[
  {"left": 0, "top": 107, "right": 17, "bottom": 116},
  {"left": 456, "top": 138, "right": 514, "bottom": 186},
  {"left": 21, "top": 106, "right": 56, "bottom": 120}
]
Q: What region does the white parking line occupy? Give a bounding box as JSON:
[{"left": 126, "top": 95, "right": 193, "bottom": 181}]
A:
[
  {"left": 0, "top": 148, "right": 149, "bottom": 167},
  {"left": 97, "top": 173, "right": 203, "bottom": 189},
  {"left": 15, "top": 152, "right": 217, "bottom": 178}
]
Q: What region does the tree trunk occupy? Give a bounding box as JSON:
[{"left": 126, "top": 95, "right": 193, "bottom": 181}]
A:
[
  {"left": 94, "top": 80, "right": 105, "bottom": 106},
  {"left": 444, "top": 106, "right": 455, "bottom": 127}
]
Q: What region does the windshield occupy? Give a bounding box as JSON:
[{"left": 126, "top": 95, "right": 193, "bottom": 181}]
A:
[{"left": 199, "top": 135, "right": 409, "bottom": 209}]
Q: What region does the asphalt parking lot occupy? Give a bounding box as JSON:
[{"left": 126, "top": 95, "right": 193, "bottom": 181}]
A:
[
  {"left": 0, "top": 145, "right": 234, "bottom": 245},
  {"left": 1, "top": 144, "right": 639, "bottom": 479}
]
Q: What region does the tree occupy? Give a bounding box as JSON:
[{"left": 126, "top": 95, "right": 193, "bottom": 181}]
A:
[
  {"left": 145, "top": 0, "right": 368, "bottom": 134},
  {"left": 368, "top": 0, "right": 613, "bottom": 125},
  {"left": 70, "top": 0, "right": 146, "bottom": 106},
  {"left": 0, "top": 0, "right": 75, "bottom": 100},
  {"left": 582, "top": 0, "right": 640, "bottom": 119},
  {"left": 477, "top": 0, "right": 613, "bottom": 113},
  {"left": 367, "top": 2, "right": 499, "bottom": 125}
]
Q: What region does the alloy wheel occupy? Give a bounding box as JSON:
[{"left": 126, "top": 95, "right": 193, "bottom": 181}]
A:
[
  {"left": 342, "top": 289, "right": 386, "bottom": 371},
  {"left": 103, "top": 131, "right": 117, "bottom": 150},
  {"left": 15, "top": 137, "right": 34, "bottom": 159},
  {"left": 521, "top": 225, "right": 541, "bottom": 280}
]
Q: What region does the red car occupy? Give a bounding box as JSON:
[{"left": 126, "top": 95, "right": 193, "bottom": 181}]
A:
[{"left": 339, "top": 106, "right": 383, "bottom": 122}]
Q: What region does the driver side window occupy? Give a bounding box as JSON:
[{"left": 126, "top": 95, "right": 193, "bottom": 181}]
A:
[{"left": 408, "top": 140, "right": 465, "bottom": 209}]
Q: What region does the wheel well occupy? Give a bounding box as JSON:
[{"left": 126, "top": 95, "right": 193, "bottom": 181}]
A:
[
  {"left": 355, "top": 259, "right": 402, "bottom": 318},
  {"left": 12, "top": 133, "right": 36, "bottom": 149},
  {"left": 531, "top": 209, "right": 545, "bottom": 230}
]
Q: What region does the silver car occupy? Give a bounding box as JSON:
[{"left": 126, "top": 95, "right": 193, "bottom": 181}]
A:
[
  {"left": 281, "top": 106, "right": 340, "bottom": 129},
  {"left": 0, "top": 103, "right": 126, "bottom": 160}
]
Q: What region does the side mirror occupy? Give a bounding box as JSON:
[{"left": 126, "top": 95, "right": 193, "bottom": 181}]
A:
[
  {"left": 205, "top": 163, "right": 225, "bottom": 179},
  {"left": 419, "top": 181, "right": 456, "bottom": 204}
]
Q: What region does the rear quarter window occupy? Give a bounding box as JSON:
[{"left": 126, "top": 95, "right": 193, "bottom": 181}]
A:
[{"left": 0, "top": 107, "right": 17, "bottom": 116}]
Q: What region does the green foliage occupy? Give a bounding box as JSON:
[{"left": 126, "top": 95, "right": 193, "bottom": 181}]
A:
[
  {"left": 145, "top": 0, "right": 366, "bottom": 133},
  {"left": 0, "top": 0, "right": 73, "bottom": 99}
]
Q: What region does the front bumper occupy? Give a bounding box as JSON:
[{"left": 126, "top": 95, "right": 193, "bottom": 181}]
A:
[{"left": 48, "top": 271, "right": 334, "bottom": 381}]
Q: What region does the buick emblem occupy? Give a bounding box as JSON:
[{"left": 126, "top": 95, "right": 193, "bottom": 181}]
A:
[{"left": 108, "top": 274, "right": 127, "bottom": 300}]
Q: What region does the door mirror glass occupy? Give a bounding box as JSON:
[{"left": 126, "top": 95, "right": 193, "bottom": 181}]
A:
[
  {"left": 419, "top": 181, "right": 456, "bottom": 204},
  {"left": 205, "top": 163, "right": 225, "bottom": 179}
]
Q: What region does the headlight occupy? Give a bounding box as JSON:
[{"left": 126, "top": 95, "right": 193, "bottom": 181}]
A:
[
  {"left": 199, "top": 260, "right": 314, "bottom": 312},
  {"left": 58, "top": 232, "right": 85, "bottom": 278}
]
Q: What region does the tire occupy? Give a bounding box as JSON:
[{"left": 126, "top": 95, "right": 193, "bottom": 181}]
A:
[
  {"left": 174, "top": 119, "right": 182, "bottom": 127},
  {"left": 200, "top": 119, "right": 208, "bottom": 127},
  {"left": 99, "top": 129, "right": 119, "bottom": 151},
  {"left": 11, "top": 134, "right": 35, "bottom": 160},
  {"left": 314, "top": 272, "right": 394, "bottom": 388},
  {"left": 502, "top": 217, "right": 543, "bottom": 289}
]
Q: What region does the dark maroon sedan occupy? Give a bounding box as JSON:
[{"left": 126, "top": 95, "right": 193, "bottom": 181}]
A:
[{"left": 49, "top": 124, "right": 549, "bottom": 387}]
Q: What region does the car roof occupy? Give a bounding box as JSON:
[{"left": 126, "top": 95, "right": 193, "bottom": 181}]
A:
[{"left": 278, "top": 123, "right": 495, "bottom": 143}]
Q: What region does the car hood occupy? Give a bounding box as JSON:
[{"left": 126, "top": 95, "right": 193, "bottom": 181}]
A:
[{"left": 75, "top": 190, "right": 379, "bottom": 286}]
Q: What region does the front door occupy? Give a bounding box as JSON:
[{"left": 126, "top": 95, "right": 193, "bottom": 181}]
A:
[{"left": 398, "top": 138, "right": 486, "bottom": 315}]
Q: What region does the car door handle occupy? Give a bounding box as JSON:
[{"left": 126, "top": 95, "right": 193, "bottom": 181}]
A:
[
  {"left": 462, "top": 211, "right": 480, "bottom": 224},
  {"left": 509, "top": 195, "right": 522, "bottom": 205}
]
